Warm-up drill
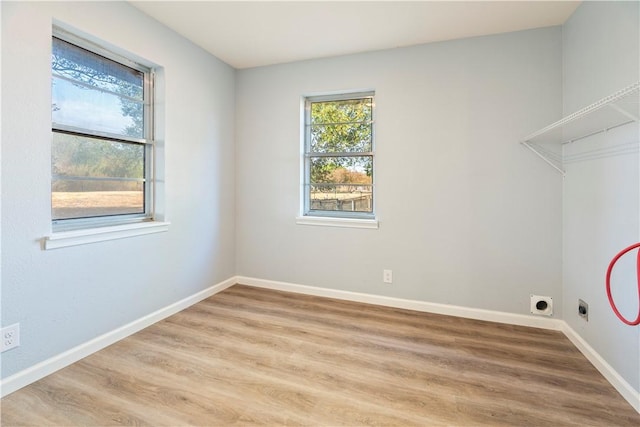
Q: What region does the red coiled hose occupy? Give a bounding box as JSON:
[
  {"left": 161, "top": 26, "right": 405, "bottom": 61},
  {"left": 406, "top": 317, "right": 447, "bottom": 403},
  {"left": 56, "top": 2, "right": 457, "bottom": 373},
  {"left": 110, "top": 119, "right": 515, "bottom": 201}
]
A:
[{"left": 605, "top": 242, "right": 640, "bottom": 326}]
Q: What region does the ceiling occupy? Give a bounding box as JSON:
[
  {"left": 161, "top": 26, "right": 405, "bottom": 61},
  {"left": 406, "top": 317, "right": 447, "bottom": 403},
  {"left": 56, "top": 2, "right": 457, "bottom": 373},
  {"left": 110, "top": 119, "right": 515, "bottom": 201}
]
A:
[{"left": 130, "top": 1, "right": 581, "bottom": 69}]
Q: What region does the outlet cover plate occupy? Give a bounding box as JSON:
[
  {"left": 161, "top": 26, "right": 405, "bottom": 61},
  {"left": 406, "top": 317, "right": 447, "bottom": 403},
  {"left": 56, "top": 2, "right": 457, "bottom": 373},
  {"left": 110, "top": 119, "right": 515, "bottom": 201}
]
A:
[
  {"left": 383, "top": 269, "right": 393, "bottom": 284},
  {"left": 530, "top": 294, "right": 553, "bottom": 316},
  {"left": 1, "top": 323, "right": 20, "bottom": 352}
]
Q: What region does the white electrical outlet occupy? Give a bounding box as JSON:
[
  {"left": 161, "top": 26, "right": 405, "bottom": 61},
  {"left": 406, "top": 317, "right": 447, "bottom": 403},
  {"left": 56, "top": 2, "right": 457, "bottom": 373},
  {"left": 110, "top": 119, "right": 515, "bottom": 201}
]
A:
[
  {"left": 1, "top": 323, "right": 20, "bottom": 352},
  {"left": 383, "top": 269, "right": 393, "bottom": 284}
]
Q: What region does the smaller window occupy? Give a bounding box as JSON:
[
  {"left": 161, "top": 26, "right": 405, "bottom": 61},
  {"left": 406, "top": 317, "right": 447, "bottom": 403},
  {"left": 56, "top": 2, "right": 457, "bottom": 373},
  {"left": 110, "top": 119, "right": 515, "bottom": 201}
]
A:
[
  {"left": 303, "top": 92, "right": 375, "bottom": 219},
  {"left": 51, "top": 31, "right": 153, "bottom": 230}
]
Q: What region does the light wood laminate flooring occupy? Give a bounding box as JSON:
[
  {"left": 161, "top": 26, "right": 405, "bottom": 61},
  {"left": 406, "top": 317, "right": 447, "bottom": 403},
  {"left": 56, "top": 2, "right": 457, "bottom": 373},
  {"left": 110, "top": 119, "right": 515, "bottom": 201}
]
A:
[{"left": 2, "top": 284, "right": 639, "bottom": 426}]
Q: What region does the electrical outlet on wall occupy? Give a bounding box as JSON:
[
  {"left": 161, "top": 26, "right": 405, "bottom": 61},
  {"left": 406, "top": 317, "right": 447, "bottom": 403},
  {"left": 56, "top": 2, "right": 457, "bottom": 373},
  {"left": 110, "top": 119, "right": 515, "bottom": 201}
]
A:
[
  {"left": 1, "top": 323, "right": 20, "bottom": 352},
  {"left": 383, "top": 269, "right": 393, "bottom": 284}
]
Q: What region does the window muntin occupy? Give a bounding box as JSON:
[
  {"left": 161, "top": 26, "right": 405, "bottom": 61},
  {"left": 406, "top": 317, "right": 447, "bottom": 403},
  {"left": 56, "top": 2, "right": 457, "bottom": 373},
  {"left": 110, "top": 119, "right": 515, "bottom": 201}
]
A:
[
  {"left": 51, "top": 33, "right": 153, "bottom": 228},
  {"left": 304, "top": 93, "right": 375, "bottom": 218}
]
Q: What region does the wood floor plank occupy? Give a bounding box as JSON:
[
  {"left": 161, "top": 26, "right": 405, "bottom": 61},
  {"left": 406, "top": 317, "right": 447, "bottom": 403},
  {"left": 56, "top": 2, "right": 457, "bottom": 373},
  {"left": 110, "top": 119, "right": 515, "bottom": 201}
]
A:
[{"left": 2, "top": 284, "right": 639, "bottom": 426}]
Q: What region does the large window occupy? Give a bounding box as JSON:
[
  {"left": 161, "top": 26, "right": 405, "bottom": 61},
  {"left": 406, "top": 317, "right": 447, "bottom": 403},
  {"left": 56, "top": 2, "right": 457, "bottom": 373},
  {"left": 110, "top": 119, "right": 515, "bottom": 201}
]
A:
[
  {"left": 51, "top": 31, "right": 153, "bottom": 230},
  {"left": 303, "top": 92, "right": 375, "bottom": 219}
]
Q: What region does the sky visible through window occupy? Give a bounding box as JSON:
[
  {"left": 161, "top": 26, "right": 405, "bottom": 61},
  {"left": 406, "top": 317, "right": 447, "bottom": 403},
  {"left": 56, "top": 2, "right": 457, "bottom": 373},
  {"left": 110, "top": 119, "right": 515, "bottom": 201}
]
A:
[{"left": 52, "top": 78, "right": 136, "bottom": 135}]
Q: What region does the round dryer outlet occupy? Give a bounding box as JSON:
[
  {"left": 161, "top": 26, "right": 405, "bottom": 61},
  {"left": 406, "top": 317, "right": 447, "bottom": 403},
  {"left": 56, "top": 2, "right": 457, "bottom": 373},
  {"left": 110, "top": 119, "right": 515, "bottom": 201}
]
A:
[{"left": 530, "top": 294, "right": 553, "bottom": 316}]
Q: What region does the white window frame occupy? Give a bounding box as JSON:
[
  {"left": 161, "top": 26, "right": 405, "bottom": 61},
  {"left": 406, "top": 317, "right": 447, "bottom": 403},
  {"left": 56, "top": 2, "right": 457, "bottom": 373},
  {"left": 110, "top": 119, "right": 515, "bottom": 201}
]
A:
[
  {"left": 45, "top": 27, "right": 168, "bottom": 249},
  {"left": 300, "top": 91, "right": 377, "bottom": 227},
  {"left": 51, "top": 28, "right": 155, "bottom": 232}
]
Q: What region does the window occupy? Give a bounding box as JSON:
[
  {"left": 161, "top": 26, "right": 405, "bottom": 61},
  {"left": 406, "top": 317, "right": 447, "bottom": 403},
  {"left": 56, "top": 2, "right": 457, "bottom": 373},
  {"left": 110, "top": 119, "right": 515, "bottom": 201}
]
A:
[
  {"left": 303, "top": 92, "right": 375, "bottom": 220},
  {"left": 51, "top": 31, "right": 153, "bottom": 230}
]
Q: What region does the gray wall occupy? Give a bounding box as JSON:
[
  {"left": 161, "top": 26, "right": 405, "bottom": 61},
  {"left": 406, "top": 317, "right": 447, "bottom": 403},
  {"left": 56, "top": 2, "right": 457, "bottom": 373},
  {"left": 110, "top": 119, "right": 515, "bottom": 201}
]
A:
[
  {"left": 1, "top": 1, "right": 236, "bottom": 378},
  {"left": 562, "top": 1, "right": 640, "bottom": 395},
  {"left": 235, "top": 28, "right": 563, "bottom": 314}
]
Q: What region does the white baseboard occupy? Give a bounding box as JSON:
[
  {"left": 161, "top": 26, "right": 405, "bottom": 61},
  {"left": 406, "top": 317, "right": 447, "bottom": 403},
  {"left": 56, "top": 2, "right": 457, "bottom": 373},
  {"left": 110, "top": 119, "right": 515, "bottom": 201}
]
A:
[
  {"left": 237, "top": 276, "right": 564, "bottom": 331},
  {"left": 237, "top": 276, "right": 640, "bottom": 414},
  {"left": 4, "top": 275, "right": 639, "bottom": 415},
  {"left": 0, "top": 276, "right": 236, "bottom": 398},
  {"left": 561, "top": 322, "right": 640, "bottom": 413}
]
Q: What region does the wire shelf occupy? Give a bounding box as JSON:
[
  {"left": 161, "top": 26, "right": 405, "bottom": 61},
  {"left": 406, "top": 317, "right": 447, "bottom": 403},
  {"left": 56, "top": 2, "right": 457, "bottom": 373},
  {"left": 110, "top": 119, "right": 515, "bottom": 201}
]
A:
[{"left": 521, "top": 82, "right": 639, "bottom": 175}]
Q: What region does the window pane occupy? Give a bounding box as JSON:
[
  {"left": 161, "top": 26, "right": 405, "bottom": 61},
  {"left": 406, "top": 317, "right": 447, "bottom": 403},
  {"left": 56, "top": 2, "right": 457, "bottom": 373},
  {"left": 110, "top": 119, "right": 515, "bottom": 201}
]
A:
[
  {"left": 309, "top": 184, "right": 373, "bottom": 213},
  {"left": 52, "top": 180, "right": 143, "bottom": 220},
  {"left": 52, "top": 132, "right": 144, "bottom": 220},
  {"left": 310, "top": 98, "right": 372, "bottom": 125},
  {"left": 52, "top": 38, "right": 143, "bottom": 99},
  {"left": 311, "top": 122, "right": 372, "bottom": 153},
  {"left": 309, "top": 156, "right": 373, "bottom": 213},
  {"left": 310, "top": 156, "right": 372, "bottom": 185},
  {"left": 52, "top": 76, "right": 144, "bottom": 138},
  {"left": 53, "top": 133, "right": 144, "bottom": 179},
  {"left": 309, "top": 98, "right": 372, "bottom": 153},
  {"left": 52, "top": 37, "right": 144, "bottom": 138}
]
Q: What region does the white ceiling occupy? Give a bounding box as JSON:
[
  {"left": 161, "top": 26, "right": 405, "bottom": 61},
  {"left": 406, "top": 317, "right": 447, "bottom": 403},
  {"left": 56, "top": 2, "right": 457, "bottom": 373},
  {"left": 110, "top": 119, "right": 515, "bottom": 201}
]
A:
[{"left": 130, "top": 1, "right": 580, "bottom": 69}]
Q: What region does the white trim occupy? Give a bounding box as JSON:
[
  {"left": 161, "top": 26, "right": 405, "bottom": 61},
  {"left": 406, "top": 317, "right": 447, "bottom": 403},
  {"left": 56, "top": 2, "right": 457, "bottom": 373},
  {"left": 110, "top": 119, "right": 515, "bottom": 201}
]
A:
[
  {"left": 561, "top": 323, "right": 640, "bottom": 413},
  {"left": 0, "top": 276, "right": 236, "bottom": 397},
  {"left": 237, "top": 276, "right": 563, "bottom": 330},
  {"left": 302, "top": 88, "right": 377, "bottom": 99},
  {"left": 44, "top": 221, "right": 170, "bottom": 250},
  {"left": 296, "top": 216, "right": 379, "bottom": 229}
]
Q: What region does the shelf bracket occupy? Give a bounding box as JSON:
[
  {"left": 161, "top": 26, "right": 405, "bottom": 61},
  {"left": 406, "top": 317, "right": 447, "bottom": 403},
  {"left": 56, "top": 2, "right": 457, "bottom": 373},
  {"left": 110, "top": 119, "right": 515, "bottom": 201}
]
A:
[{"left": 520, "top": 141, "right": 566, "bottom": 176}]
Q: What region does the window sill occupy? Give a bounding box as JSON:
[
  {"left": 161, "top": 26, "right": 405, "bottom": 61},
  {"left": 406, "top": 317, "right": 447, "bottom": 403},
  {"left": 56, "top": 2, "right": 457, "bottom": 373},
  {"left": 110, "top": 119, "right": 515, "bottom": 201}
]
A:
[
  {"left": 296, "top": 216, "right": 379, "bottom": 229},
  {"left": 44, "top": 221, "right": 170, "bottom": 250}
]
